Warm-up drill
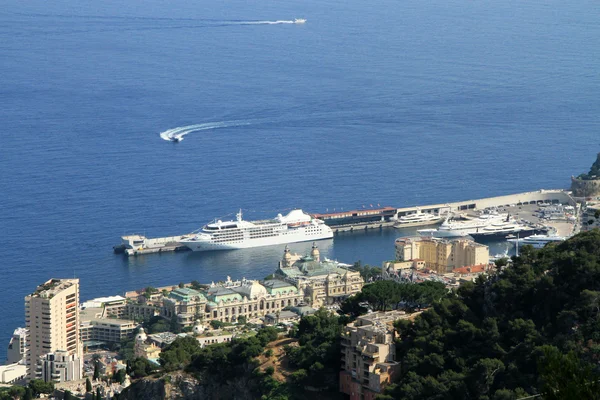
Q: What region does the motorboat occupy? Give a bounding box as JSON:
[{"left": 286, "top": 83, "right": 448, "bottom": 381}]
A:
[{"left": 294, "top": 18, "right": 307, "bottom": 24}]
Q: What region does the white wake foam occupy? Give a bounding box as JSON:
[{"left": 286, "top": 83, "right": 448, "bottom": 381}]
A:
[
  {"left": 159, "top": 120, "right": 252, "bottom": 142},
  {"left": 237, "top": 20, "right": 295, "bottom": 25}
]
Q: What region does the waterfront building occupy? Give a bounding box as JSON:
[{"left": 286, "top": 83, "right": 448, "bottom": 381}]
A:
[
  {"left": 275, "top": 244, "right": 364, "bottom": 306},
  {"left": 6, "top": 327, "right": 27, "bottom": 364},
  {"left": 25, "top": 278, "right": 83, "bottom": 381},
  {"left": 340, "top": 311, "right": 407, "bottom": 400},
  {"left": 38, "top": 350, "right": 82, "bottom": 383},
  {"left": 394, "top": 236, "right": 489, "bottom": 273},
  {"left": 81, "top": 296, "right": 127, "bottom": 319}
]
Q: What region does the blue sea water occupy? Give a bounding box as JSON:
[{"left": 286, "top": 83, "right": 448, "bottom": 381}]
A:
[{"left": 1, "top": 0, "right": 599, "bottom": 360}]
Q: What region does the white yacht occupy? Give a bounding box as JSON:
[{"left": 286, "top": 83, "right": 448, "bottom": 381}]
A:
[
  {"left": 394, "top": 211, "right": 443, "bottom": 228},
  {"left": 507, "top": 234, "right": 567, "bottom": 249},
  {"left": 417, "top": 213, "right": 508, "bottom": 238},
  {"left": 179, "top": 209, "right": 333, "bottom": 251},
  {"left": 469, "top": 218, "right": 540, "bottom": 239},
  {"left": 294, "top": 18, "right": 306, "bottom": 24}
]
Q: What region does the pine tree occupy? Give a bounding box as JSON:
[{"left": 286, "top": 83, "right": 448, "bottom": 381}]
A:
[
  {"left": 96, "top": 386, "right": 102, "bottom": 400},
  {"left": 86, "top": 377, "right": 93, "bottom": 392},
  {"left": 23, "top": 388, "right": 33, "bottom": 400},
  {"left": 93, "top": 361, "right": 100, "bottom": 380}
]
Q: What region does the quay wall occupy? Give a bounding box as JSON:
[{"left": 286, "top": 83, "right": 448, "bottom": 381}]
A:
[{"left": 394, "top": 189, "right": 575, "bottom": 217}]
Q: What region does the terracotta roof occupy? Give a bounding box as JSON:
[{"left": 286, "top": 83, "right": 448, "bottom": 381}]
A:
[{"left": 452, "top": 264, "right": 487, "bottom": 274}]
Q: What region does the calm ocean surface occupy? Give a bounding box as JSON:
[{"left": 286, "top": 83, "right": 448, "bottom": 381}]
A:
[{"left": 1, "top": 0, "right": 599, "bottom": 360}]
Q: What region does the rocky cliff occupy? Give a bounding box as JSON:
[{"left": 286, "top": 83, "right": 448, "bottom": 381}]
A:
[
  {"left": 119, "top": 371, "right": 259, "bottom": 400},
  {"left": 571, "top": 176, "right": 600, "bottom": 198}
]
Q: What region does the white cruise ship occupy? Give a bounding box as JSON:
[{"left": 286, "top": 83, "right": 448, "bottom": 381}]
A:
[{"left": 179, "top": 209, "right": 333, "bottom": 251}]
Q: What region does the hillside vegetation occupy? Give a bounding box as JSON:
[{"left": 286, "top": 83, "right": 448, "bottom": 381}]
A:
[{"left": 382, "top": 229, "right": 600, "bottom": 400}]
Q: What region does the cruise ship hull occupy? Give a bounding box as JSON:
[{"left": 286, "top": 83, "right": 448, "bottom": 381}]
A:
[{"left": 180, "top": 230, "right": 333, "bottom": 251}]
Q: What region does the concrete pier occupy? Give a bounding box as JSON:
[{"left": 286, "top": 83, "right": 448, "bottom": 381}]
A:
[
  {"left": 113, "top": 189, "right": 578, "bottom": 254},
  {"left": 114, "top": 234, "right": 190, "bottom": 256}
]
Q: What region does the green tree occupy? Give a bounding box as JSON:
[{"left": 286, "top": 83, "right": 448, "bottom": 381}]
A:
[
  {"left": 115, "top": 369, "right": 127, "bottom": 384},
  {"left": 131, "top": 357, "right": 158, "bottom": 378},
  {"left": 28, "top": 379, "right": 54, "bottom": 397},
  {"left": 64, "top": 390, "right": 74, "bottom": 400},
  {"left": 539, "top": 346, "right": 600, "bottom": 400},
  {"left": 23, "top": 388, "right": 33, "bottom": 400},
  {"left": 169, "top": 315, "right": 181, "bottom": 333},
  {"left": 93, "top": 361, "right": 100, "bottom": 380},
  {"left": 96, "top": 386, "right": 102, "bottom": 400},
  {"left": 160, "top": 336, "right": 202, "bottom": 372},
  {"left": 86, "top": 377, "right": 93, "bottom": 392},
  {"left": 178, "top": 282, "right": 185, "bottom": 288},
  {"left": 190, "top": 280, "right": 202, "bottom": 290}
]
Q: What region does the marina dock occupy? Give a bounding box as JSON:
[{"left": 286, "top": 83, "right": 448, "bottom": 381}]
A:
[
  {"left": 114, "top": 234, "right": 190, "bottom": 256},
  {"left": 314, "top": 189, "right": 577, "bottom": 233},
  {"left": 113, "top": 189, "right": 579, "bottom": 255}
]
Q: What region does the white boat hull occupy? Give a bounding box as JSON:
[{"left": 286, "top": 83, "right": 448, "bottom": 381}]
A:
[
  {"left": 180, "top": 228, "right": 333, "bottom": 251},
  {"left": 394, "top": 218, "right": 442, "bottom": 228}
]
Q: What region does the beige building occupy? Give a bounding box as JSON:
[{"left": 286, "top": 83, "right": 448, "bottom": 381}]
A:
[
  {"left": 81, "top": 296, "right": 127, "bottom": 319},
  {"left": 394, "top": 236, "right": 488, "bottom": 273},
  {"left": 25, "top": 278, "right": 83, "bottom": 382},
  {"left": 275, "top": 244, "right": 364, "bottom": 306},
  {"left": 134, "top": 328, "right": 161, "bottom": 360},
  {"left": 340, "top": 311, "right": 406, "bottom": 400}
]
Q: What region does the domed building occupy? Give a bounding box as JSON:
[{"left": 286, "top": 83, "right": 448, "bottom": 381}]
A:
[
  {"left": 134, "top": 328, "right": 161, "bottom": 360},
  {"left": 275, "top": 243, "right": 364, "bottom": 307}
]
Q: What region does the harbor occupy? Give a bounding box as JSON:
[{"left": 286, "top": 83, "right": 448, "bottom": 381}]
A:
[{"left": 114, "top": 188, "right": 579, "bottom": 256}]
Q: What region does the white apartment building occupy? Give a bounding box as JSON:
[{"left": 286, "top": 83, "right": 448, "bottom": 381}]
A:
[{"left": 6, "top": 327, "right": 27, "bottom": 364}]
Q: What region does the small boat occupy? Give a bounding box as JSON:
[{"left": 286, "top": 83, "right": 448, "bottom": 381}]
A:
[
  {"left": 171, "top": 136, "right": 183, "bottom": 143},
  {"left": 294, "top": 18, "right": 306, "bottom": 24}
]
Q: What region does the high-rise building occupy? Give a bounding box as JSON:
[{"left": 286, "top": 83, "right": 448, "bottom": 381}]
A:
[
  {"left": 25, "top": 278, "right": 82, "bottom": 382},
  {"left": 6, "top": 327, "right": 27, "bottom": 364}
]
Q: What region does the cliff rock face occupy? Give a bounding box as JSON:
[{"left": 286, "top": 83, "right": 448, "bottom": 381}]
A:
[
  {"left": 119, "top": 372, "right": 257, "bottom": 400},
  {"left": 571, "top": 176, "right": 600, "bottom": 198}
]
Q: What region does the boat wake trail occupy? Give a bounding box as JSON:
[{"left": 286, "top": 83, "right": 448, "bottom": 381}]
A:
[
  {"left": 159, "top": 120, "right": 252, "bottom": 142},
  {"left": 236, "top": 20, "right": 295, "bottom": 25}
]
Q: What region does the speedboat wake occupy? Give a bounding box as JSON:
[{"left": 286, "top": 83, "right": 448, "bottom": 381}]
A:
[{"left": 159, "top": 120, "right": 252, "bottom": 142}]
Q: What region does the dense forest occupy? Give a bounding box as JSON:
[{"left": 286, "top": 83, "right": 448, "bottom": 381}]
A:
[{"left": 381, "top": 229, "right": 600, "bottom": 400}]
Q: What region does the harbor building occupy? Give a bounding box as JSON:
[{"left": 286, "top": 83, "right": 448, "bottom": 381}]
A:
[
  {"left": 394, "top": 236, "right": 489, "bottom": 274},
  {"left": 340, "top": 311, "right": 406, "bottom": 400},
  {"left": 275, "top": 244, "right": 364, "bottom": 306},
  {"left": 25, "top": 279, "right": 83, "bottom": 382},
  {"left": 6, "top": 327, "right": 27, "bottom": 364}
]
